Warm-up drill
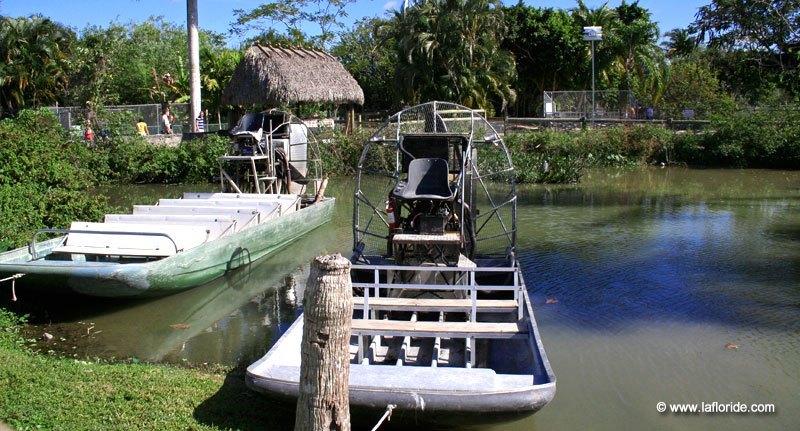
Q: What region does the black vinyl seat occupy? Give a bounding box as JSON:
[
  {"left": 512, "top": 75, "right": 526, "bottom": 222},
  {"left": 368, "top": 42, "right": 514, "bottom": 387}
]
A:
[{"left": 394, "top": 158, "right": 454, "bottom": 201}]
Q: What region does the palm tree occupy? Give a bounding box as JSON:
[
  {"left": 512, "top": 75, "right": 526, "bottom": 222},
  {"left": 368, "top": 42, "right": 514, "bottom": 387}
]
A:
[
  {"left": 392, "top": 0, "right": 516, "bottom": 112},
  {"left": 662, "top": 27, "right": 697, "bottom": 58},
  {"left": 613, "top": 3, "right": 668, "bottom": 104},
  {"left": 0, "top": 16, "right": 72, "bottom": 116},
  {"left": 571, "top": 1, "right": 667, "bottom": 106},
  {"left": 570, "top": 0, "right": 619, "bottom": 90}
]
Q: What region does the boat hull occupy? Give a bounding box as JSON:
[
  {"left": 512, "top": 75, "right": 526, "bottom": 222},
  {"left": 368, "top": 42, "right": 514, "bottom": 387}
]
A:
[
  {"left": 0, "top": 198, "right": 335, "bottom": 298},
  {"left": 246, "top": 316, "right": 556, "bottom": 415},
  {"left": 246, "top": 258, "right": 557, "bottom": 419}
]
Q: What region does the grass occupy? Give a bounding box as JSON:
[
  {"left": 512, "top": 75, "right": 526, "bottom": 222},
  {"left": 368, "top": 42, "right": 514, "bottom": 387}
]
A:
[{"left": 0, "top": 309, "right": 295, "bottom": 430}]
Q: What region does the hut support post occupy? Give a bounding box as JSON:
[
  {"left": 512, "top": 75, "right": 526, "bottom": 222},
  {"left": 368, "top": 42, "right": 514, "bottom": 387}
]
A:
[{"left": 294, "top": 254, "right": 352, "bottom": 431}]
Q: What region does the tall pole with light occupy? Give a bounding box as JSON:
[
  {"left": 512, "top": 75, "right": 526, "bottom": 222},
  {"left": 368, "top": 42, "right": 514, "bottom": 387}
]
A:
[{"left": 583, "top": 26, "right": 602, "bottom": 126}]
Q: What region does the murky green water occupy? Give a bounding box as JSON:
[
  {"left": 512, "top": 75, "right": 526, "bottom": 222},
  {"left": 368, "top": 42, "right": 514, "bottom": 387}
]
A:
[{"left": 7, "top": 168, "right": 800, "bottom": 430}]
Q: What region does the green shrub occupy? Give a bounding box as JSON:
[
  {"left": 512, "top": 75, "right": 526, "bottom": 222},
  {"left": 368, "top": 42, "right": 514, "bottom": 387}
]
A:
[
  {"left": 0, "top": 110, "right": 110, "bottom": 250},
  {"left": 494, "top": 131, "right": 587, "bottom": 183},
  {"left": 692, "top": 109, "right": 800, "bottom": 168},
  {"left": 101, "top": 134, "right": 228, "bottom": 184},
  {"left": 318, "top": 128, "right": 370, "bottom": 176},
  {"left": 179, "top": 135, "right": 229, "bottom": 183}
]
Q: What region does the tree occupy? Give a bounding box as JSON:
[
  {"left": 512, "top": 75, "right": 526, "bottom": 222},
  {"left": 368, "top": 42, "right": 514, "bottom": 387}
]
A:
[
  {"left": 66, "top": 18, "right": 190, "bottom": 107},
  {"left": 503, "top": 4, "right": 585, "bottom": 116},
  {"left": 692, "top": 0, "right": 800, "bottom": 101},
  {"left": 660, "top": 53, "right": 736, "bottom": 119},
  {"left": 392, "top": 0, "right": 516, "bottom": 113},
  {"left": 570, "top": 1, "right": 667, "bottom": 108},
  {"left": 0, "top": 16, "right": 73, "bottom": 116},
  {"left": 64, "top": 23, "right": 127, "bottom": 107},
  {"left": 332, "top": 17, "right": 397, "bottom": 110},
  {"left": 610, "top": 1, "right": 668, "bottom": 106},
  {"left": 570, "top": 0, "right": 619, "bottom": 91},
  {"left": 230, "top": 0, "right": 357, "bottom": 49},
  {"left": 199, "top": 46, "right": 243, "bottom": 117},
  {"left": 64, "top": 18, "right": 240, "bottom": 117},
  {"left": 662, "top": 27, "right": 697, "bottom": 58}
]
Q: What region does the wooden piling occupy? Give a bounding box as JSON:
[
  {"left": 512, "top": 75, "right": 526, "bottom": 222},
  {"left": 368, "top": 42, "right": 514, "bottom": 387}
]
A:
[{"left": 294, "top": 254, "right": 353, "bottom": 431}]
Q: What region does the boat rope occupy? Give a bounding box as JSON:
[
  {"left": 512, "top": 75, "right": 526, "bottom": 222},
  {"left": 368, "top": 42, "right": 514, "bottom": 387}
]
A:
[
  {"left": 1, "top": 273, "right": 25, "bottom": 302},
  {"left": 370, "top": 404, "right": 397, "bottom": 431}
]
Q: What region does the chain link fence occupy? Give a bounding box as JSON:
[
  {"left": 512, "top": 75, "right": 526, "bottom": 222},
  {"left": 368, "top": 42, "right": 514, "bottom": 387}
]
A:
[
  {"left": 543, "top": 90, "right": 636, "bottom": 119},
  {"left": 45, "top": 103, "right": 230, "bottom": 135}
]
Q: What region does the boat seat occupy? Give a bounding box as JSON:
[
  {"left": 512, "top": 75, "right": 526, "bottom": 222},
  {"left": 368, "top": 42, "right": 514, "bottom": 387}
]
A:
[
  {"left": 350, "top": 319, "right": 528, "bottom": 339},
  {"left": 160, "top": 198, "right": 297, "bottom": 215},
  {"left": 393, "top": 158, "right": 454, "bottom": 201},
  {"left": 103, "top": 215, "right": 236, "bottom": 237},
  {"left": 353, "top": 297, "right": 517, "bottom": 313},
  {"left": 130, "top": 206, "right": 261, "bottom": 229},
  {"left": 105, "top": 214, "right": 232, "bottom": 224},
  {"left": 53, "top": 222, "right": 215, "bottom": 257},
  {"left": 157, "top": 199, "right": 287, "bottom": 215},
  {"left": 183, "top": 192, "right": 299, "bottom": 201}
]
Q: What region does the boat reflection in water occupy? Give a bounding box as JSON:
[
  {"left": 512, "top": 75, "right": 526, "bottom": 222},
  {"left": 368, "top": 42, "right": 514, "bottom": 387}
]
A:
[{"left": 11, "top": 225, "right": 336, "bottom": 365}]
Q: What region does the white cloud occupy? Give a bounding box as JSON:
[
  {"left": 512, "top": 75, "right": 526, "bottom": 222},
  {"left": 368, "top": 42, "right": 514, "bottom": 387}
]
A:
[{"left": 383, "top": 1, "right": 399, "bottom": 11}]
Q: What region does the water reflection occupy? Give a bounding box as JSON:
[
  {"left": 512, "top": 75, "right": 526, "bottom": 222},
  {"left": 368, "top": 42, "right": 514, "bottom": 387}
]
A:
[{"left": 518, "top": 168, "right": 800, "bottom": 332}]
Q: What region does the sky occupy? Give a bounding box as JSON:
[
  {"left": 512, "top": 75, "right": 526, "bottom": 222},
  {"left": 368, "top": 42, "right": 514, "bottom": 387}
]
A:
[{"left": 1, "top": 0, "right": 709, "bottom": 44}]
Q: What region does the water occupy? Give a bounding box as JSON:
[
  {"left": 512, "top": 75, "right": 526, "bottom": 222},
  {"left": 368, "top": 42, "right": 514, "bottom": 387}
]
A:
[{"left": 7, "top": 168, "right": 800, "bottom": 430}]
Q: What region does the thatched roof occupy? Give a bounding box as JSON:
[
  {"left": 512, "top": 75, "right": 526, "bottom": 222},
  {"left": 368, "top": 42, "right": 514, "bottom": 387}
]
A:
[{"left": 222, "top": 43, "right": 364, "bottom": 106}]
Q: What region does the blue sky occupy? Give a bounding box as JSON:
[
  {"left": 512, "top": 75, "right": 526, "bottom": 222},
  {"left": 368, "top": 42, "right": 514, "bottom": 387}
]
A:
[{"left": 2, "top": 0, "right": 708, "bottom": 43}]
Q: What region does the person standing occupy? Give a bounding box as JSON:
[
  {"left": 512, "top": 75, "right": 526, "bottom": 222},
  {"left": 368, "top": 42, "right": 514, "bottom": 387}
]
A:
[
  {"left": 161, "top": 107, "right": 173, "bottom": 134},
  {"left": 84, "top": 124, "right": 95, "bottom": 143},
  {"left": 136, "top": 118, "right": 148, "bottom": 136},
  {"left": 195, "top": 111, "right": 205, "bottom": 133}
]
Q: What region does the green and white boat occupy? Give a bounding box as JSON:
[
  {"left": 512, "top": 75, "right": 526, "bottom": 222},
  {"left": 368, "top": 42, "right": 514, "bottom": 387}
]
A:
[{"left": 0, "top": 110, "right": 334, "bottom": 298}]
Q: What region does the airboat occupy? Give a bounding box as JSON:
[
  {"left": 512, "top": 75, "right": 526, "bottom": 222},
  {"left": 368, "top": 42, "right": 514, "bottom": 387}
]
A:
[
  {"left": 0, "top": 110, "right": 334, "bottom": 298},
  {"left": 247, "top": 102, "right": 556, "bottom": 417}
]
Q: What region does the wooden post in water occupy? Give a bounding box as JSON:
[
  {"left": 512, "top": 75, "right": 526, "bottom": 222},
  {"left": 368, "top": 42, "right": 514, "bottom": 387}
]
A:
[{"left": 294, "top": 254, "right": 352, "bottom": 431}]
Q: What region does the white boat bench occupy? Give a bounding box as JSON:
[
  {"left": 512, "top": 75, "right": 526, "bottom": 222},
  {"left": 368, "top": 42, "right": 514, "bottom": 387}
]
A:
[
  {"left": 52, "top": 221, "right": 222, "bottom": 257},
  {"left": 102, "top": 217, "right": 235, "bottom": 240},
  {"left": 107, "top": 213, "right": 257, "bottom": 232},
  {"left": 182, "top": 193, "right": 301, "bottom": 213},
  {"left": 353, "top": 297, "right": 518, "bottom": 313},
  {"left": 132, "top": 205, "right": 273, "bottom": 226},
  {"left": 158, "top": 198, "right": 291, "bottom": 216},
  {"left": 350, "top": 319, "right": 528, "bottom": 339}
]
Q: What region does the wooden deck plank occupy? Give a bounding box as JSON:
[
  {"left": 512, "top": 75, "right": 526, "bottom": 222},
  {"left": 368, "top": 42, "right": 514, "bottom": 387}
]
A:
[
  {"left": 351, "top": 319, "right": 527, "bottom": 339},
  {"left": 353, "top": 297, "right": 517, "bottom": 312}
]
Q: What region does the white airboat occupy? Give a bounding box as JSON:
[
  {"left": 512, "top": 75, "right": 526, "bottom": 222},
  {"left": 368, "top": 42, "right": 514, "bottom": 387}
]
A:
[{"left": 247, "top": 102, "right": 555, "bottom": 418}]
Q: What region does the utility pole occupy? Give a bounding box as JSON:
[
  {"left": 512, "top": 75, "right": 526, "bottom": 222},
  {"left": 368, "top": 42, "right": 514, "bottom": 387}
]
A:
[{"left": 187, "top": 0, "right": 201, "bottom": 132}]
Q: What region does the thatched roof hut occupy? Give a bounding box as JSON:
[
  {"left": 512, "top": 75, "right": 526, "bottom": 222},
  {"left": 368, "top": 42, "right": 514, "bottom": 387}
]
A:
[{"left": 222, "top": 43, "right": 364, "bottom": 106}]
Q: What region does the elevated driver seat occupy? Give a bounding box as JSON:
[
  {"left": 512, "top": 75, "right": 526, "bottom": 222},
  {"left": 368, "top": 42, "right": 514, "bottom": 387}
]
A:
[{"left": 393, "top": 158, "right": 454, "bottom": 201}]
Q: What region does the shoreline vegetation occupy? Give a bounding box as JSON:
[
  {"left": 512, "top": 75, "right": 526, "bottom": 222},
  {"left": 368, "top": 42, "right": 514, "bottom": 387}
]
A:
[
  {"left": 3, "top": 107, "right": 800, "bottom": 252},
  {"left": 1, "top": 107, "right": 799, "bottom": 428}
]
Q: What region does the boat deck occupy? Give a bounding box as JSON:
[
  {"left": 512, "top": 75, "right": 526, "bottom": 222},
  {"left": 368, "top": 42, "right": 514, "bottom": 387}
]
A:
[
  {"left": 246, "top": 257, "right": 556, "bottom": 413},
  {"left": 46, "top": 193, "right": 301, "bottom": 260}
]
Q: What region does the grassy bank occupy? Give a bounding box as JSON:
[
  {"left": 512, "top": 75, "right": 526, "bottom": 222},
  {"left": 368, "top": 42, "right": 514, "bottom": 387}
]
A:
[{"left": 0, "top": 309, "right": 293, "bottom": 430}]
